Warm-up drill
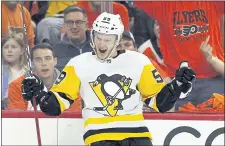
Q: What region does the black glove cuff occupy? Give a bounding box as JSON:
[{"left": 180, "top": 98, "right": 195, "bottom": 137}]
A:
[
  {"left": 30, "top": 90, "right": 47, "bottom": 106},
  {"left": 167, "top": 80, "right": 181, "bottom": 95}
]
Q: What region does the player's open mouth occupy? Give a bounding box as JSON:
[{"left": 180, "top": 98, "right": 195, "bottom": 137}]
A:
[{"left": 99, "top": 49, "right": 107, "bottom": 53}]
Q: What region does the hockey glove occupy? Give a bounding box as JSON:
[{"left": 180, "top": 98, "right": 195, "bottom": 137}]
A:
[
  {"left": 154, "top": 62, "right": 196, "bottom": 113},
  {"left": 21, "top": 75, "right": 46, "bottom": 106},
  {"left": 174, "top": 61, "right": 196, "bottom": 99}
]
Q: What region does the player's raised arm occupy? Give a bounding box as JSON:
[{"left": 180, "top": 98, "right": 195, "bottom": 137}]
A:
[
  {"left": 137, "top": 58, "right": 165, "bottom": 112},
  {"left": 138, "top": 60, "right": 196, "bottom": 113},
  {"left": 21, "top": 60, "right": 81, "bottom": 116}
]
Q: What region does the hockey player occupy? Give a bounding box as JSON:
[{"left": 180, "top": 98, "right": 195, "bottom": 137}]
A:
[{"left": 21, "top": 12, "right": 196, "bottom": 146}]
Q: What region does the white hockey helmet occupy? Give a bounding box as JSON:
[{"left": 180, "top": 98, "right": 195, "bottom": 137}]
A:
[{"left": 90, "top": 12, "right": 124, "bottom": 60}]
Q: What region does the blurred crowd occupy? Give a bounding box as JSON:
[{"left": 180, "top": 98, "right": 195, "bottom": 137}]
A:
[{"left": 1, "top": 1, "right": 224, "bottom": 113}]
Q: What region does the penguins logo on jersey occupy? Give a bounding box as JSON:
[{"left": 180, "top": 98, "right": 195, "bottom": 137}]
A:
[{"left": 89, "top": 74, "right": 136, "bottom": 117}]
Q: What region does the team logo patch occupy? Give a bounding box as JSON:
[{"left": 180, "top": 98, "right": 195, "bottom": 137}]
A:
[
  {"left": 89, "top": 74, "right": 136, "bottom": 117},
  {"left": 55, "top": 71, "right": 66, "bottom": 85}
]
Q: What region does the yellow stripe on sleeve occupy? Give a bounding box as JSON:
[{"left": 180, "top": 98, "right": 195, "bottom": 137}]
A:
[
  {"left": 50, "top": 66, "right": 81, "bottom": 101},
  {"left": 52, "top": 92, "right": 72, "bottom": 113},
  {"left": 149, "top": 96, "right": 159, "bottom": 112},
  {"left": 137, "top": 64, "right": 166, "bottom": 100}
]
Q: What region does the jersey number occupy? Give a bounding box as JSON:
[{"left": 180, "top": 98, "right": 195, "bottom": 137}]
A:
[
  {"left": 152, "top": 69, "right": 163, "bottom": 83},
  {"left": 55, "top": 71, "right": 66, "bottom": 85}
]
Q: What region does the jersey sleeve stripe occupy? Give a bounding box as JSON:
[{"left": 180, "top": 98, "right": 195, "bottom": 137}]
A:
[
  {"left": 145, "top": 96, "right": 159, "bottom": 112},
  {"left": 52, "top": 91, "right": 70, "bottom": 112},
  {"left": 58, "top": 92, "right": 74, "bottom": 104}
]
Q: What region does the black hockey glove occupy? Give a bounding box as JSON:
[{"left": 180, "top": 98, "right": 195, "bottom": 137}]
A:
[
  {"left": 174, "top": 61, "right": 196, "bottom": 99},
  {"left": 155, "top": 62, "right": 196, "bottom": 113},
  {"left": 21, "top": 75, "right": 46, "bottom": 106}
]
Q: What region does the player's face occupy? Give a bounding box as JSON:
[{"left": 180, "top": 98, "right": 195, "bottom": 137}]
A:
[
  {"left": 32, "top": 48, "right": 57, "bottom": 79},
  {"left": 64, "top": 12, "right": 88, "bottom": 41},
  {"left": 2, "top": 38, "right": 23, "bottom": 65},
  {"left": 94, "top": 32, "right": 117, "bottom": 60},
  {"left": 153, "top": 20, "right": 160, "bottom": 39}
]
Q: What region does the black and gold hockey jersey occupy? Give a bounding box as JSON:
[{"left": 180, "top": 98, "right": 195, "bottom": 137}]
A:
[{"left": 50, "top": 50, "right": 166, "bottom": 145}]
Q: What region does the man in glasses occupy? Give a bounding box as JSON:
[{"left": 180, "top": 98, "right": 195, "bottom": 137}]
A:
[{"left": 53, "top": 5, "right": 92, "bottom": 71}]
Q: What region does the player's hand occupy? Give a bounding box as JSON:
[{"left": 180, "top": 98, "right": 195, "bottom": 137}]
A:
[
  {"left": 21, "top": 75, "right": 44, "bottom": 105},
  {"left": 175, "top": 62, "right": 196, "bottom": 99},
  {"left": 200, "top": 36, "right": 213, "bottom": 61}
]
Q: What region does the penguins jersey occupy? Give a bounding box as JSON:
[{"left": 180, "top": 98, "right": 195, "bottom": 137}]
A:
[{"left": 50, "top": 50, "right": 166, "bottom": 145}]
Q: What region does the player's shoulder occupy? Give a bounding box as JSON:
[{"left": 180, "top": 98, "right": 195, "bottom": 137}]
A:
[
  {"left": 123, "top": 50, "right": 151, "bottom": 64},
  {"left": 67, "top": 52, "right": 93, "bottom": 65}
]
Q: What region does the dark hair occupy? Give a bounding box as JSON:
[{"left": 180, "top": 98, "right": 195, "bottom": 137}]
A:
[
  {"left": 150, "top": 19, "right": 157, "bottom": 41},
  {"left": 30, "top": 43, "right": 56, "bottom": 61},
  {"left": 63, "top": 5, "right": 87, "bottom": 19},
  {"left": 122, "top": 35, "right": 133, "bottom": 41}
]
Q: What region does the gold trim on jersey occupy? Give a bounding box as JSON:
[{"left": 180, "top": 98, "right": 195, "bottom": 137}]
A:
[
  {"left": 52, "top": 91, "right": 70, "bottom": 112},
  {"left": 84, "top": 114, "right": 144, "bottom": 127},
  {"left": 83, "top": 114, "right": 152, "bottom": 145},
  {"left": 149, "top": 96, "right": 159, "bottom": 112}
]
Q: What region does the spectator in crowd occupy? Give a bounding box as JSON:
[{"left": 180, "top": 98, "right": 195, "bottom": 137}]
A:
[
  {"left": 133, "top": 8, "right": 156, "bottom": 48},
  {"left": 119, "top": 30, "right": 137, "bottom": 51},
  {"left": 138, "top": 20, "right": 171, "bottom": 84},
  {"left": 1, "top": 33, "right": 28, "bottom": 109},
  {"left": 36, "top": 15, "right": 64, "bottom": 45},
  {"left": 36, "top": 1, "right": 130, "bottom": 45},
  {"left": 36, "top": 1, "right": 77, "bottom": 45},
  {"left": 119, "top": 30, "right": 174, "bottom": 112},
  {"left": 7, "top": 43, "right": 82, "bottom": 111},
  {"left": 121, "top": 30, "right": 171, "bottom": 83},
  {"left": 2, "top": 1, "right": 35, "bottom": 48},
  {"left": 200, "top": 36, "right": 224, "bottom": 78},
  {"left": 29, "top": 1, "right": 49, "bottom": 24},
  {"left": 134, "top": 1, "right": 224, "bottom": 110},
  {"left": 76, "top": 1, "right": 130, "bottom": 30},
  {"left": 53, "top": 5, "right": 92, "bottom": 71}
]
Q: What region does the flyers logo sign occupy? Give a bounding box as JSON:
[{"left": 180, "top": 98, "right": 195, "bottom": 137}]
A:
[{"left": 89, "top": 74, "right": 136, "bottom": 117}]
